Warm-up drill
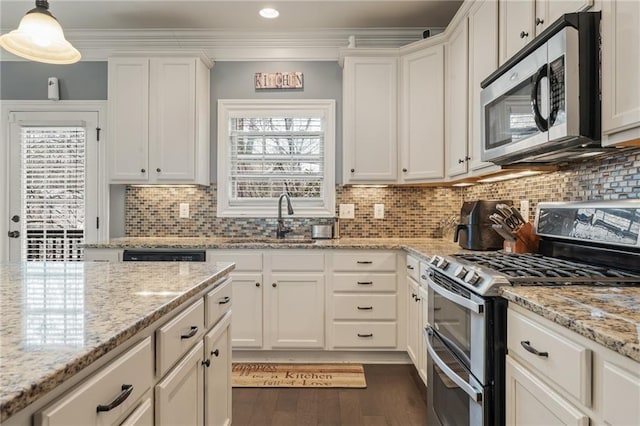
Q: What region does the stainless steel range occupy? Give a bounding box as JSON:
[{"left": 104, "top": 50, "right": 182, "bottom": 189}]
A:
[{"left": 424, "top": 200, "right": 640, "bottom": 426}]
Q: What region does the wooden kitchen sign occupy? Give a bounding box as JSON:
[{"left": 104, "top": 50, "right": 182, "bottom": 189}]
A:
[{"left": 255, "top": 72, "right": 303, "bottom": 89}]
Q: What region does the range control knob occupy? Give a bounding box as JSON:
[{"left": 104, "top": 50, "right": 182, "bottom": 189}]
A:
[
  {"left": 454, "top": 266, "right": 468, "bottom": 279},
  {"left": 429, "top": 256, "right": 441, "bottom": 266},
  {"left": 466, "top": 272, "right": 482, "bottom": 286},
  {"left": 436, "top": 258, "right": 450, "bottom": 270}
]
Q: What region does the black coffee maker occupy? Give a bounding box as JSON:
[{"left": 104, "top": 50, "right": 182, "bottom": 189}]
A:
[{"left": 454, "top": 200, "right": 512, "bottom": 250}]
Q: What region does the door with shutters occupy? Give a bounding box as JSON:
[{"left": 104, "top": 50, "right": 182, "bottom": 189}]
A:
[{"left": 7, "top": 111, "right": 100, "bottom": 261}]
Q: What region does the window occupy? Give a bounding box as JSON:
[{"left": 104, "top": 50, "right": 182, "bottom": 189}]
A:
[{"left": 217, "top": 100, "right": 335, "bottom": 217}]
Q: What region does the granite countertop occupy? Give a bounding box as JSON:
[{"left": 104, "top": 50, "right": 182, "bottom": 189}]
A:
[
  {"left": 501, "top": 286, "right": 640, "bottom": 363},
  {"left": 0, "top": 261, "right": 235, "bottom": 422},
  {"left": 82, "top": 237, "right": 467, "bottom": 262}
]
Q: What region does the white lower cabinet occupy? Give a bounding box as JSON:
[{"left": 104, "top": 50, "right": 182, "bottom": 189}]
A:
[
  {"left": 406, "top": 277, "right": 420, "bottom": 364},
  {"left": 406, "top": 256, "right": 428, "bottom": 386},
  {"left": 417, "top": 283, "right": 429, "bottom": 384},
  {"left": 204, "top": 312, "right": 232, "bottom": 426},
  {"left": 228, "top": 273, "right": 263, "bottom": 348}
]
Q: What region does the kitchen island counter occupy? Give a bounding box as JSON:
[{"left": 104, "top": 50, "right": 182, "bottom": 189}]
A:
[
  {"left": 0, "top": 261, "right": 235, "bottom": 423},
  {"left": 500, "top": 285, "right": 640, "bottom": 363}
]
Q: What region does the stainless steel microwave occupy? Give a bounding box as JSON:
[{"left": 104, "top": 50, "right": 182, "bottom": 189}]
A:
[{"left": 480, "top": 12, "right": 607, "bottom": 165}]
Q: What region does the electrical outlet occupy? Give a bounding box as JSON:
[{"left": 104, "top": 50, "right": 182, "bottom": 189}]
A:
[
  {"left": 339, "top": 203, "right": 355, "bottom": 219},
  {"left": 519, "top": 200, "right": 530, "bottom": 223},
  {"left": 179, "top": 203, "right": 190, "bottom": 219},
  {"left": 374, "top": 203, "right": 384, "bottom": 219}
]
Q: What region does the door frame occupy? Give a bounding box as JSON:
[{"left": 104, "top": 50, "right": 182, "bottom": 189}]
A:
[{"left": 0, "top": 100, "right": 109, "bottom": 262}]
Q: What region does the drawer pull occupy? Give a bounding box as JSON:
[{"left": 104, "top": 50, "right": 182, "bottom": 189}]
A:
[
  {"left": 212, "top": 349, "right": 220, "bottom": 357},
  {"left": 357, "top": 333, "right": 373, "bottom": 338},
  {"left": 218, "top": 296, "right": 231, "bottom": 305},
  {"left": 202, "top": 359, "right": 211, "bottom": 368},
  {"left": 357, "top": 261, "right": 373, "bottom": 264},
  {"left": 407, "top": 265, "right": 414, "bottom": 270},
  {"left": 96, "top": 384, "right": 133, "bottom": 412},
  {"left": 520, "top": 340, "right": 549, "bottom": 358},
  {"left": 357, "top": 281, "right": 373, "bottom": 285},
  {"left": 357, "top": 306, "right": 373, "bottom": 310},
  {"left": 181, "top": 326, "right": 199, "bottom": 339}
]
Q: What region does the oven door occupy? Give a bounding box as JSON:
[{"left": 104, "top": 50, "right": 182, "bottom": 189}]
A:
[{"left": 426, "top": 326, "right": 486, "bottom": 426}]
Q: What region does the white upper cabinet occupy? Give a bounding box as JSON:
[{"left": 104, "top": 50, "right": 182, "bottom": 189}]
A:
[
  {"left": 108, "top": 57, "right": 210, "bottom": 185},
  {"left": 343, "top": 56, "right": 398, "bottom": 183},
  {"left": 601, "top": 0, "right": 640, "bottom": 146},
  {"left": 499, "top": 0, "right": 592, "bottom": 64},
  {"left": 445, "top": 20, "right": 470, "bottom": 178},
  {"left": 468, "top": 0, "right": 500, "bottom": 174},
  {"left": 399, "top": 45, "right": 445, "bottom": 182}
]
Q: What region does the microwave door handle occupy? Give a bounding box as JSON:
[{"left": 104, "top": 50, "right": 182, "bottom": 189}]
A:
[
  {"left": 531, "top": 64, "right": 549, "bottom": 132},
  {"left": 428, "top": 272, "right": 485, "bottom": 314},
  {"left": 425, "top": 327, "right": 483, "bottom": 403}
]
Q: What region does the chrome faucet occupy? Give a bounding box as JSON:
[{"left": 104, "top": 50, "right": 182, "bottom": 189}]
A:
[{"left": 276, "top": 192, "right": 294, "bottom": 239}]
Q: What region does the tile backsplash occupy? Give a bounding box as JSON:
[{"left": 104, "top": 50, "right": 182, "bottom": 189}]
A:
[{"left": 125, "top": 148, "right": 639, "bottom": 238}]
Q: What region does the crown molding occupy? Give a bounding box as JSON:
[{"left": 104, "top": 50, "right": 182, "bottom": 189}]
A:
[{"left": 0, "top": 28, "right": 433, "bottom": 62}]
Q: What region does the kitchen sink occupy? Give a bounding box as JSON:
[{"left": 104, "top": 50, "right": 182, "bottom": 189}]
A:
[{"left": 223, "top": 238, "right": 316, "bottom": 244}]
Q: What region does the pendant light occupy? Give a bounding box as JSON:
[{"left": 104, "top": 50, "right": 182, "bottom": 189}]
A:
[{"left": 0, "top": 0, "right": 81, "bottom": 64}]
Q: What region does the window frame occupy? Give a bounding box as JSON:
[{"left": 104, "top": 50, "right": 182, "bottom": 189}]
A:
[{"left": 217, "top": 99, "right": 335, "bottom": 218}]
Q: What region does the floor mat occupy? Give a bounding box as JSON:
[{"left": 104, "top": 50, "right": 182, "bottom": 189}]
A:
[{"left": 231, "top": 363, "right": 367, "bottom": 388}]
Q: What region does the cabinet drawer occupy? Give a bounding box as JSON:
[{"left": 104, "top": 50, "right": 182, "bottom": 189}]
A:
[
  {"left": 156, "top": 299, "right": 205, "bottom": 377},
  {"left": 270, "top": 252, "right": 325, "bottom": 271},
  {"left": 207, "top": 251, "right": 262, "bottom": 271},
  {"left": 120, "top": 397, "right": 153, "bottom": 426},
  {"left": 332, "top": 273, "right": 397, "bottom": 292},
  {"left": 333, "top": 294, "right": 397, "bottom": 320},
  {"left": 405, "top": 255, "right": 420, "bottom": 281},
  {"left": 507, "top": 309, "right": 592, "bottom": 406},
  {"left": 36, "top": 338, "right": 153, "bottom": 426},
  {"left": 332, "top": 252, "right": 397, "bottom": 272},
  {"left": 333, "top": 322, "right": 397, "bottom": 348},
  {"left": 205, "top": 277, "right": 232, "bottom": 329}
]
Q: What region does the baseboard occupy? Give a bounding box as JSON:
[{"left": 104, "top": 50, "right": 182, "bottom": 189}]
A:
[{"left": 232, "top": 350, "right": 412, "bottom": 364}]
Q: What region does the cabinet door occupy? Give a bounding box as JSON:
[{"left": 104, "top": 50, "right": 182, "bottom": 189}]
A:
[
  {"left": 149, "top": 58, "right": 197, "bottom": 182},
  {"left": 155, "top": 341, "right": 205, "bottom": 426},
  {"left": 601, "top": 0, "right": 640, "bottom": 146},
  {"left": 534, "top": 0, "right": 593, "bottom": 35},
  {"left": 230, "top": 273, "right": 263, "bottom": 348},
  {"left": 445, "top": 20, "right": 470, "bottom": 178},
  {"left": 602, "top": 360, "right": 640, "bottom": 426},
  {"left": 499, "top": 0, "right": 535, "bottom": 64},
  {"left": 418, "top": 285, "right": 429, "bottom": 385},
  {"left": 268, "top": 273, "right": 325, "bottom": 349},
  {"left": 121, "top": 397, "right": 153, "bottom": 426},
  {"left": 468, "top": 0, "right": 500, "bottom": 174},
  {"left": 204, "top": 313, "right": 232, "bottom": 426},
  {"left": 108, "top": 58, "right": 149, "bottom": 183},
  {"left": 406, "top": 278, "right": 420, "bottom": 365},
  {"left": 343, "top": 56, "right": 398, "bottom": 183},
  {"left": 399, "top": 45, "right": 445, "bottom": 182},
  {"left": 506, "top": 356, "right": 589, "bottom": 426}
]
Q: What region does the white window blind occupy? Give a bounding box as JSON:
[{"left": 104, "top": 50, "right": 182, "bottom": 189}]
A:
[
  {"left": 230, "top": 117, "right": 324, "bottom": 200},
  {"left": 21, "top": 126, "right": 86, "bottom": 261}
]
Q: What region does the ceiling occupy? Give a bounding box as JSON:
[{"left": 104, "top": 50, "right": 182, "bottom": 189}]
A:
[{"left": 0, "top": 0, "right": 464, "bottom": 61}]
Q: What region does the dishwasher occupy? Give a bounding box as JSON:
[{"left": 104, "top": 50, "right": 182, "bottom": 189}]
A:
[{"left": 122, "top": 249, "right": 206, "bottom": 262}]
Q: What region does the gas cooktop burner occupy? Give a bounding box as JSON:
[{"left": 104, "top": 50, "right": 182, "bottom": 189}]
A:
[{"left": 454, "top": 253, "right": 640, "bottom": 286}]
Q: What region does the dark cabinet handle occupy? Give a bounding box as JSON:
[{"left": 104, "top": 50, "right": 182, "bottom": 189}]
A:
[
  {"left": 407, "top": 265, "right": 414, "bottom": 270},
  {"left": 218, "top": 296, "right": 231, "bottom": 305},
  {"left": 357, "top": 261, "right": 373, "bottom": 264},
  {"left": 350, "top": 168, "right": 355, "bottom": 173},
  {"left": 202, "top": 359, "right": 211, "bottom": 367},
  {"left": 181, "top": 326, "right": 198, "bottom": 339},
  {"left": 520, "top": 31, "right": 529, "bottom": 39},
  {"left": 212, "top": 349, "right": 219, "bottom": 357},
  {"left": 357, "top": 333, "right": 373, "bottom": 338},
  {"left": 255, "top": 282, "right": 261, "bottom": 287},
  {"left": 156, "top": 168, "right": 161, "bottom": 172},
  {"left": 141, "top": 168, "right": 146, "bottom": 173},
  {"left": 357, "top": 281, "right": 373, "bottom": 285},
  {"left": 357, "top": 306, "right": 373, "bottom": 310},
  {"left": 96, "top": 384, "right": 133, "bottom": 412},
  {"left": 536, "top": 17, "right": 544, "bottom": 25},
  {"left": 421, "top": 275, "right": 427, "bottom": 280},
  {"left": 520, "top": 340, "right": 549, "bottom": 357},
  {"left": 272, "top": 283, "right": 277, "bottom": 288}
]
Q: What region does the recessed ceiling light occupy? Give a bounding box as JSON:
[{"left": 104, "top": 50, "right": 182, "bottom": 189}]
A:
[{"left": 259, "top": 8, "right": 279, "bottom": 19}]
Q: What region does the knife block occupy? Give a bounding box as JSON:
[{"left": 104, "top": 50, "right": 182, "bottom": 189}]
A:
[{"left": 512, "top": 222, "right": 540, "bottom": 253}]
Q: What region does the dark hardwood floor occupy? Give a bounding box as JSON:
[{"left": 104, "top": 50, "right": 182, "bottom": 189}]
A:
[{"left": 231, "top": 364, "right": 428, "bottom": 426}]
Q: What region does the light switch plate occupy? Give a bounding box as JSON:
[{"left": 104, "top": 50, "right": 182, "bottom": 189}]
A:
[
  {"left": 519, "top": 200, "right": 530, "bottom": 223},
  {"left": 374, "top": 203, "right": 384, "bottom": 219},
  {"left": 179, "top": 203, "right": 190, "bottom": 219},
  {"left": 339, "top": 203, "right": 355, "bottom": 219}
]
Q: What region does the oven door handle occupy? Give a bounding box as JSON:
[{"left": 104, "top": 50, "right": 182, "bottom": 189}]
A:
[
  {"left": 428, "top": 273, "right": 484, "bottom": 314},
  {"left": 425, "top": 327, "right": 483, "bottom": 403}
]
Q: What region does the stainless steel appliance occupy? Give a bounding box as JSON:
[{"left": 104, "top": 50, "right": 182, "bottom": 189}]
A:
[
  {"left": 454, "top": 200, "right": 513, "bottom": 250},
  {"left": 425, "top": 200, "right": 640, "bottom": 426},
  {"left": 480, "top": 12, "right": 606, "bottom": 165}
]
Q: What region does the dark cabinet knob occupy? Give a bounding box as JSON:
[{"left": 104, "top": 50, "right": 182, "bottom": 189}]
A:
[
  {"left": 202, "top": 359, "right": 211, "bottom": 367},
  {"left": 350, "top": 168, "right": 355, "bottom": 173},
  {"left": 255, "top": 282, "right": 261, "bottom": 287},
  {"left": 402, "top": 168, "right": 407, "bottom": 172},
  {"left": 11, "top": 215, "right": 19, "bottom": 223},
  {"left": 536, "top": 17, "right": 544, "bottom": 26},
  {"left": 212, "top": 349, "right": 220, "bottom": 357},
  {"left": 7, "top": 231, "right": 20, "bottom": 238},
  {"left": 141, "top": 168, "right": 146, "bottom": 173},
  {"left": 272, "top": 283, "right": 277, "bottom": 288},
  {"left": 520, "top": 31, "right": 529, "bottom": 39},
  {"left": 458, "top": 158, "right": 465, "bottom": 164},
  {"left": 156, "top": 168, "right": 161, "bottom": 173}
]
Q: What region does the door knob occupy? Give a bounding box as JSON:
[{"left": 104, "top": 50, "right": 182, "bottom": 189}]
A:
[
  {"left": 11, "top": 215, "right": 19, "bottom": 223},
  {"left": 8, "top": 231, "right": 20, "bottom": 238}
]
